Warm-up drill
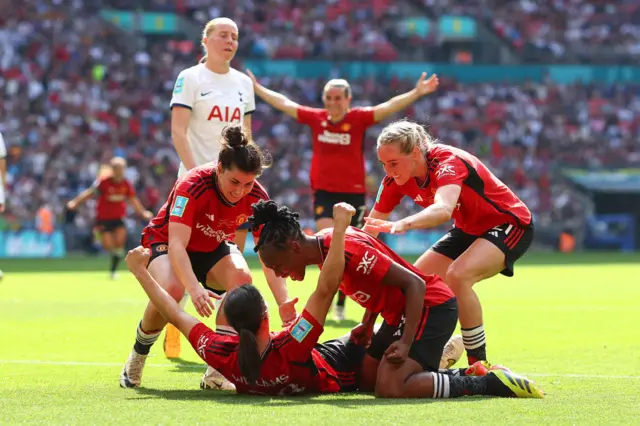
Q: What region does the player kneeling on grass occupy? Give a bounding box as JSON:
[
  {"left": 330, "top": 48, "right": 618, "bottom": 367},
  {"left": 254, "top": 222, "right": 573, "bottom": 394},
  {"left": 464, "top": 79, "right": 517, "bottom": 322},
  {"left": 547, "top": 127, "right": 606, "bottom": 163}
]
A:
[
  {"left": 125, "top": 203, "right": 365, "bottom": 395},
  {"left": 250, "top": 200, "right": 543, "bottom": 399}
]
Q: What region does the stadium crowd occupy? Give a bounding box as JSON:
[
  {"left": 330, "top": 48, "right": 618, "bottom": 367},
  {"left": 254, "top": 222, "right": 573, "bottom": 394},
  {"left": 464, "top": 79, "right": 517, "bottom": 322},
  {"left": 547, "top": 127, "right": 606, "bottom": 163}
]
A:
[{"left": 1, "top": 1, "right": 639, "bottom": 251}]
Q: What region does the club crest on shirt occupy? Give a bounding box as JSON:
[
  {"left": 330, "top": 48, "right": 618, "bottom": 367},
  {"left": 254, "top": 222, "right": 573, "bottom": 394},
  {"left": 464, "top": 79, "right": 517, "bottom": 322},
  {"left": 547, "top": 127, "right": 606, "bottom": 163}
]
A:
[
  {"left": 291, "top": 317, "right": 313, "bottom": 343},
  {"left": 171, "top": 196, "right": 189, "bottom": 217},
  {"left": 236, "top": 214, "right": 248, "bottom": 225}
]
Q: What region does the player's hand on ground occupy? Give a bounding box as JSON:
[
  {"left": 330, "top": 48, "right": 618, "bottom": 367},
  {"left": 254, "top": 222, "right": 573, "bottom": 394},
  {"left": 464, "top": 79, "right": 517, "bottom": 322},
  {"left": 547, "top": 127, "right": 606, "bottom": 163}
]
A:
[
  {"left": 279, "top": 297, "right": 299, "bottom": 327},
  {"left": 350, "top": 323, "right": 374, "bottom": 346},
  {"left": 125, "top": 246, "right": 150, "bottom": 272},
  {"left": 142, "top": 210, "right": 154, "bottom": 222},
  {"left": 333, "top": 203, "right": 356, "bottom": 231},
  {"left": 363, "top": 218, "right": 407, "bottom": 234},
  {"left": 384, "top": 340, "right": 411, "bottom": 364},
  {"left": 415, "top": 72, "right": 439, "bottom": 96},
  {"left": 189, "top": 286, "right": 219, "bottom": 318}
]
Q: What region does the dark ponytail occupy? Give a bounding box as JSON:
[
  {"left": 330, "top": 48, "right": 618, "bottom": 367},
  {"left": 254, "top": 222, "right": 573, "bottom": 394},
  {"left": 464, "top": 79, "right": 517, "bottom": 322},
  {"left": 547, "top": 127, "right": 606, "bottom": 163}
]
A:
[
  {"left": 224, "top": 284, "right": 266, "bottom": 385},
  {"left": 218, "top": 124, "right": 272, "bottom": 175}
]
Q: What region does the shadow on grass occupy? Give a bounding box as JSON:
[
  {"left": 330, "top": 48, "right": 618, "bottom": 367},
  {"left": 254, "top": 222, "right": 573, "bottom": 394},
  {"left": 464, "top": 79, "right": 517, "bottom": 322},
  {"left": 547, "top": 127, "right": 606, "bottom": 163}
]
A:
[
  {"left": 165, "top": 357, "right": 206, "bottom": 374},
  {"left": 130, "top": 387, "right": 496, "bottom": 406}
]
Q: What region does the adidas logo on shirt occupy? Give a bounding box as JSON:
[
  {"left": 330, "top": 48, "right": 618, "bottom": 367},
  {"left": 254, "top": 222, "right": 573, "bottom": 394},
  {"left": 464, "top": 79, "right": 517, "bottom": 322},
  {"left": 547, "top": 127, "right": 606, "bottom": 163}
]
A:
[{"left": 414, "top": 195, "right": 424, "bottom": 202}]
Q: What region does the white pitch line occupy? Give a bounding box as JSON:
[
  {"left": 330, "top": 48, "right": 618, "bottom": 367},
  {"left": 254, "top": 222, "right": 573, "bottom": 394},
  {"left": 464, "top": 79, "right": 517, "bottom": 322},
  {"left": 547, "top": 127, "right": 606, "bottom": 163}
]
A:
[{"left": 1, "top": 360, "right": 639, "bottom": 379}]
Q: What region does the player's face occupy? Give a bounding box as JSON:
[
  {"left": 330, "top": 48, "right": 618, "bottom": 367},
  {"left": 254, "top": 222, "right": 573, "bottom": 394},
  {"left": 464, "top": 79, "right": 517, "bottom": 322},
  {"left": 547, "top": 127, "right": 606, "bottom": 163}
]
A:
[
  {"left": 204, "top": 23, "right": 238, "bottom": 62},
  {"left": 323, "top": 87, "right": 351, "bottom": 119},
  {"left": 217, "top": 165, "right": 256, "bottom": 203},
  {"left": 111, "top": 164, "right": 125, "bottom": 180},
  {"left": 259, "top": 244, "right": 307, "bottom": 282},
  {"left": 377, "top": 143, "right": 421, "bottom": 185}
]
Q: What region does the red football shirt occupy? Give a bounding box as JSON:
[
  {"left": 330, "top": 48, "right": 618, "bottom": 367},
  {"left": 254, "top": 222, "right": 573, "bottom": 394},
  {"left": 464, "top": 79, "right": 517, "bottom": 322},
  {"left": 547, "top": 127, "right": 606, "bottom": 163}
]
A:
[
  {"left": 142, "top": 164, "right": 267, "bottom": 252},
  {"left": 188, "top": 310, "right": 344, "bottom": 395},
  {"left": 374, "top": 144, "right": 532, "bottom": 235},
  {"left": 93, "top": 177, "right": 135, "bottom": 221},
  {"left": 317, "top": 227, "right": 454, "bottom": 326},
  {"left": 297, "top": 106, "right": 376, "bottom": 194}
]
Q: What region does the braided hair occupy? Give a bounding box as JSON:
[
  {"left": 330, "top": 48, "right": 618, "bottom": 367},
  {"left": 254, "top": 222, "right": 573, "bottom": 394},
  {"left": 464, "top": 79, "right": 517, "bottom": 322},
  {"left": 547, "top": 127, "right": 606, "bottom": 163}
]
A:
[{"left": 249, "top": 200, "right": 303, "bottom": 252}]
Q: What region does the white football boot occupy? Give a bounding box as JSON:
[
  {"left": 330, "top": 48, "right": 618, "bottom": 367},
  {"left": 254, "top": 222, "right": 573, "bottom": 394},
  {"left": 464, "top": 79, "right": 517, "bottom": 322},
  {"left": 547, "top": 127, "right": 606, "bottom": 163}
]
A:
[
  {"left": 200, "top": 365, "right": 236, "bottom": 391},
  {"left": 120, "top": 349, "right": 148, "bottom": 388},
  {"left": 439, "top": 334, "right": 464, "bottom": 369}
]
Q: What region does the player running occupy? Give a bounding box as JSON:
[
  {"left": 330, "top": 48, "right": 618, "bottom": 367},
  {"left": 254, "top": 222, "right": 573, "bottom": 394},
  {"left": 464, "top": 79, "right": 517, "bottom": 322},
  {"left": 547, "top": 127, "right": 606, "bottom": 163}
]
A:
[
  {"left": 167, "top": 16, "right": 284, "bottom": 359},
  {"left": 247, "top": 70, "right": 439, "bottom": 321},
  {"left": 364, "top": 120, "right": 534, "bottom": 368},
  {"left": 125, "top": 204, "right": 542, "bottom": 399},
  {"left": 66, "top": 157, "right": 153, "bottom": 279},
  {"left": 119, "top": 125, "right": 295, "bottom": 391}
]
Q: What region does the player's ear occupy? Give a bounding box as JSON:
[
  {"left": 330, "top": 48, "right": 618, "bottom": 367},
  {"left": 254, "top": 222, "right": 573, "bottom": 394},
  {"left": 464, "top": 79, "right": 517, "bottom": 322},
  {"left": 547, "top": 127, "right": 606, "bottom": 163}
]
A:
[{"left": 290, "top": 240, "right": 301, "bottom": 253}]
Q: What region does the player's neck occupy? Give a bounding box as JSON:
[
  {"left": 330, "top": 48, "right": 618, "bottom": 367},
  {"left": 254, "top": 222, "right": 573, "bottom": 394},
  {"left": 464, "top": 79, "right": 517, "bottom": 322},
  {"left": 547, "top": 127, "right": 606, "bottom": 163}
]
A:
[
  {"left": 302, "top": 235, "right": 324, "bottom": 265},
  {"left": 204, "top": 59, "right": 230, "bottom": 75},
  {"left": 256, "top": 322, "right": 271, "bottom": 354},
  {"left": 327, "top": 112, "right": 347, "bottom": 123},
  {"left": 414, "top": 159, "right": 429, "bottom": 184}
]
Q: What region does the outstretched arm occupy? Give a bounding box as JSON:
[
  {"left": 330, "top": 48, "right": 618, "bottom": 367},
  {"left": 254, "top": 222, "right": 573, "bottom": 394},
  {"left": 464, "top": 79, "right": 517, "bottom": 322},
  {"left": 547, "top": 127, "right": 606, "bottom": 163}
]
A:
[
  {"left": 66, "top": 187, "right": 96, "bottom": 211},
  {"left": 246, "top": 69, "right": 300, "bottom": 119},
  {"left": 129, "top": 196, "right": 154, "bottom": 221},
  {"left": 373, "top": 73, "right": 439, "bottom": 122},
  {"left": 125, "top": 247, "right": 213, "bottom": 337},
  {"left": 303, "top": 203, "right": 355, "bottom": 325}
]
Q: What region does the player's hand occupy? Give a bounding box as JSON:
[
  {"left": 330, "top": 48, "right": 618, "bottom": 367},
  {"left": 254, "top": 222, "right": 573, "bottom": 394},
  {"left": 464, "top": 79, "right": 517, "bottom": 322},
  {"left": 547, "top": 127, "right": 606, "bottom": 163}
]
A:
[
  {"left": 350, "top": 323, "right": 374, "bottom": 346},
  {"left": 384, "top": 340, "right": 411, "bottom": 364},
  {"left": 363, "top": 217, "right": 407, "bottom": 234},
  {"left": 142, "top": 210, "right": 154, "bottom": 222},
  {"left": 246, "top": 69, "right": 258, "bottom": 86},
  {"left": 125, "top": 246, "right": 150, "bottom": 272},
  {"left": 189, "top": 286, "right": 219, "bottom": 318},
  {"left": 414, "top": 72, "right": 439, "bottom": 97},
  {"left": 332, "top": 202, "right": 356, "bottom": 232},
  {"left": 66, "top": 200, "right": 77, "bottom": 211},
  {"left": 279, "top": 297, "right": 299, "bottom": 327}
]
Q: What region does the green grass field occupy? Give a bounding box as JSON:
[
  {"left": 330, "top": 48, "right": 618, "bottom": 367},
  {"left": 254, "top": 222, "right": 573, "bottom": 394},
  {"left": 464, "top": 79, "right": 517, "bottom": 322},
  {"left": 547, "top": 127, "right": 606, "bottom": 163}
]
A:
[{"left": 1, "top": 253, "right": 639, "bottom": 425}]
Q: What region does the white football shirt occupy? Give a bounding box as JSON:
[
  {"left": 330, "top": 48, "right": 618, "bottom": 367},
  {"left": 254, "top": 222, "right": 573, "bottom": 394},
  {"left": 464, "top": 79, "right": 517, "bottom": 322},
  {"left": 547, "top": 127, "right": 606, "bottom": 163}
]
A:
[{"left": 170, "top": 63, "right": 255, "bottom": 176}]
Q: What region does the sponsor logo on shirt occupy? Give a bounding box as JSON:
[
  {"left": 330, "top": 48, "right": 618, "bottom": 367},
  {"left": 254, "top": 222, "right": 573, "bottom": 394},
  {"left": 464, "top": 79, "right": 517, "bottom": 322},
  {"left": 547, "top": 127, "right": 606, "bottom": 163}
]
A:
[
  {"left": 290, "top": 317, "right": 313, "bottom": 343},
  {"left": 317, "top": 131, "right": 351, "bottom": 146},
  {"left": 205, "top": 214, "right": 215, "bottom": 222},
  {"left": 352, "top": 291, "right": 371, "bottom": 303},
  {"left": 173, "top": 77, "right": 184, "bottom": 94},
  {"left": 233, "top": 374, "right": 291, "bottom": 389},
  {"left": 356, "top": 251, "right": 378, "bottom": 275},
  {"left": 435, "top": 164, "right": 456, "bottom": 179},
  {"left": 171, "top": 196, "right": 189, "bottom": 217},
  {"left": 196, "top": 223, "right": 234, "bottom": 242},
  {"left": 196, "top": 334, "right": 210, "bottom": 358},
  {"left": 207, "top": 105, "right": 242, "bottom": 122}
]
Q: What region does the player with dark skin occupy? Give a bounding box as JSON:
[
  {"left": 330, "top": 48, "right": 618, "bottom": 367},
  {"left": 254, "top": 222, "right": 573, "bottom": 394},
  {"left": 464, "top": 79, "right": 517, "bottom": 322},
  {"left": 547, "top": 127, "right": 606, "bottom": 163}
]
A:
[{"left": 249, "top": 200, "right": 543, "bottom": 399}]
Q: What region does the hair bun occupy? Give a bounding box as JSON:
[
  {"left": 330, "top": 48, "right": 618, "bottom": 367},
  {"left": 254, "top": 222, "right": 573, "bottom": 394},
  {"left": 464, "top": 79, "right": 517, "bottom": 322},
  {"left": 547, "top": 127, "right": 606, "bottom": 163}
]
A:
[{"left": 222, "top": 124, "right": 248, "bottom": 148}]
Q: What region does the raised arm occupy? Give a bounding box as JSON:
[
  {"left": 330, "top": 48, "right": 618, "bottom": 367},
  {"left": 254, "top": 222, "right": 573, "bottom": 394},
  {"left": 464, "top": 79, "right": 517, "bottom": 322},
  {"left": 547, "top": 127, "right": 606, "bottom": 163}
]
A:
[
  {"left": 373, "top": 73, "right": 439, "bottom": 123},
  {"left": 66, "top": 186, "right": 96, "bottom": 211},
  {"left": 303, "top": 203, "right": 355, "bottom": 325},
  {"left": 246, "top": 69, "right": 300, "bottom": 119}
]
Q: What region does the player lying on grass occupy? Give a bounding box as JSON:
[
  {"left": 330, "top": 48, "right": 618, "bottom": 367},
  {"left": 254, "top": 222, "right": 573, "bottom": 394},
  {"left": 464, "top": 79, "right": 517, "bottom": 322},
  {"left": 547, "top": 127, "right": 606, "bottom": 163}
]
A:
[
  {"left": 126, "top": 203, "right": 541, "bottom": 398},
  {"left": 120, "top": 125, "right": 296, "bottom": 391},
  {"left": 250, "top": 200, "right": 544, "bottom": 398},
  {"left": 126, "top": 203, "right": 364, "bottom": 395}
]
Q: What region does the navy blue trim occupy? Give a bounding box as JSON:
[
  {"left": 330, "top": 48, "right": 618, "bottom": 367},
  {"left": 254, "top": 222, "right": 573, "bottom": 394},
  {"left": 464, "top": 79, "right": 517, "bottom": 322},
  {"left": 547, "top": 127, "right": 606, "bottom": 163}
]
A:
[{"left": 170, "top": 103, "right": 192, "bottom": 110}]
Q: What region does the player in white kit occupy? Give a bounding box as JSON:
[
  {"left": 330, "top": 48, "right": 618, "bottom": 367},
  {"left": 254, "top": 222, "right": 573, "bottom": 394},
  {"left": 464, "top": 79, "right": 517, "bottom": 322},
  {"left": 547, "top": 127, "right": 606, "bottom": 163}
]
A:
[{"left": 164, "top": 17, "right": 295, "bottom": 391}]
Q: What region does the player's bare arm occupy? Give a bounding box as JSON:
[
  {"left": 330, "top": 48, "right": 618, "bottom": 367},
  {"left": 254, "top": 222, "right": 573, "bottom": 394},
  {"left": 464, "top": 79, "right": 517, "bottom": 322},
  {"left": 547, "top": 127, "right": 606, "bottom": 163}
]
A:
[
  {"left": 171, "top": 107, "right": 197, "bottom": 170},
  {"left": 303, "top": 203, "right": 354, "bottom": 325},
  {"left": 129, "top": 196, "right": 154, "bottom": 222},
  {"left": 246, "top": 69, "right": 300, "bottom": 119},
  {"left": 66, "top": 187, "right": 96, "bottom": 211},
  {"left": 168, "top": 222, "right": 216, "bottom": 318},
  {"left": 259, "top": 254, "right": 297, "bottom": 326},
  {"left": 242, "top": 115, "right": 253, "bottom": 141},
  {"left": 381, "top": 262, "right": 426, "bottom": 364},
  {"left": 0, "top": 157, "right": 6, "bottom": 213},
  {"left": 372, "top": 73, "right": 439, "bottom": 122},
  {"left": 365, "top": 185, "right": 461, "bottom": 234},
  {"left": 126, "top": 246, "right": 210, "bottom": 337},
  {"left": 362, "top": 208, "right": 391, "bottom": 238}
]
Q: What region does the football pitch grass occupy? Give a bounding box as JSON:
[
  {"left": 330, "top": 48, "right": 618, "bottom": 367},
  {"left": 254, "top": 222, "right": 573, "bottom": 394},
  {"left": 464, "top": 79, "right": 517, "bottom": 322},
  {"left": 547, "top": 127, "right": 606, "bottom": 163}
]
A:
[{"left": 1, "top": 252, "right": 639, "bottom": 425}]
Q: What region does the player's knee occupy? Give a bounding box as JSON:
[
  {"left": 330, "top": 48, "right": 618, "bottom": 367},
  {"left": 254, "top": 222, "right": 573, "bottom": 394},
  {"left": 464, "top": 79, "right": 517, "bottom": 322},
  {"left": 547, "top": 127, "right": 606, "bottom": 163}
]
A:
[
  {"left": 444, "top": 264, "right": 471, "bottom": 292},
  {"left": 165, "top": 282, "right": 185, "bottom": 301},
  {"left": 374, "top": 379, "right": 402, "bottom": 398}
]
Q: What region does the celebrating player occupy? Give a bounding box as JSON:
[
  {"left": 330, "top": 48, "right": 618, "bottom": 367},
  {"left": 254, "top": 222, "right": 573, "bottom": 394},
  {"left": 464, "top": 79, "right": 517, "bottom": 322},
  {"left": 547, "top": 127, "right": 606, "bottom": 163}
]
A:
[
  {"left": 247, "top": 69, "right": 439, "bottom": 320},
  {"left": 167, "top": 16, "right": 283, "bottom": 359},
  {"left": 0, "top": 131, "right": 6, "bottom": 214},
  {"left": 364, "top": 120, "right": 534, "bottom": 368},
  {"left": 249, "top": 199, "right": 542, "bottom": 398},
  {"left": 119, "top": 125, "right": 295, "bottom": 391},
  {"left": 125, "top": 204, "right": 541, "bottom": 399},
  {"left": 66, "top": 157, "right": 153, "bottom": 279}
]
